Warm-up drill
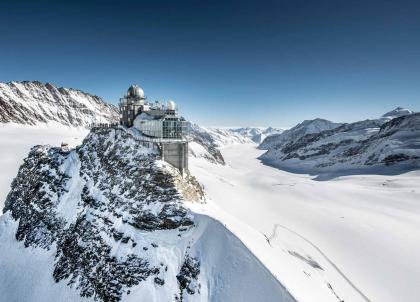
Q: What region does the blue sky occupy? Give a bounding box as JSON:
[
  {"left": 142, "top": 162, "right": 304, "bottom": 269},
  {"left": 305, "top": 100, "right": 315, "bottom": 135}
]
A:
[{"left": 1, "top": 0, "right": 419, "bottom": 127}]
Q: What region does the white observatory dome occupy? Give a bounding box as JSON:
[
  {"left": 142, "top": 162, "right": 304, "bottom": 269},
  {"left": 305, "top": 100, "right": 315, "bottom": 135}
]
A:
[
  {"left": 127, "top": 84, "right": 145, "bottom": 99},
  {"left": 167, "top": 100, "right": 176, "bottom": 110}
]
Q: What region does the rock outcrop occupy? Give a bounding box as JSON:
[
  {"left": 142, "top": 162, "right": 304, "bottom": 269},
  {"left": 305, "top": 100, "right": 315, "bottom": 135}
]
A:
[{"left": 3, "top": 127, "right": 202, "bottom": 301}]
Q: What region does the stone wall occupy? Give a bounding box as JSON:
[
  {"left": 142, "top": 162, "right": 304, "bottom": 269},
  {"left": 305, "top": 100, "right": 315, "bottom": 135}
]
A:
[{"left": 161, "top": 142, "right": 188, "bottom": 175}]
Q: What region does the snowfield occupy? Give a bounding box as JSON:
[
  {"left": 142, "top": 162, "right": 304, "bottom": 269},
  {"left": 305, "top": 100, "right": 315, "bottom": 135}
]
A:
[
  {"left": 189, "top": 143, "right": 420, "bottom": 302},
  {"left": 0, "top": 123, "right": 89, "bottom": 209}
]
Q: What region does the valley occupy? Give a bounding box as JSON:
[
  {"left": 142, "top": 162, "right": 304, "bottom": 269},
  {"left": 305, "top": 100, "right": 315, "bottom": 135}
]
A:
[{"left": 189, "top": 143, "right": 420, "bottom": 302}]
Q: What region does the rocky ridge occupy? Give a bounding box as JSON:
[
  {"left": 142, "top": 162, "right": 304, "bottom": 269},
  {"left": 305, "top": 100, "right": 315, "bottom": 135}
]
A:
[
  {"left": 3, "top": 127, "right": 203, "bottom": 301},
  {"left": 0, "top": 81, "right": 119, "bottom": 126},
  {"left": 259, "top": 109, "right": 420, "bottom": 175}
]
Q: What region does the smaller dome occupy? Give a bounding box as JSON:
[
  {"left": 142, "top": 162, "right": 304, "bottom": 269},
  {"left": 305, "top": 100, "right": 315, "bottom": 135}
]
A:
[
  {"left": 127, "top": 84, "right": 145, "bottom": 99},
  {"left": 167, "top": 100, "right": 176, "bottom": 110}
]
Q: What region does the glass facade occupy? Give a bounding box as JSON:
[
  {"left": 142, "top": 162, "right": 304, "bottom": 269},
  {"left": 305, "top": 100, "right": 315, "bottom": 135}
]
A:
[
  {"left": 137, "top": 118, "right": 186, "bottom": 139},
  {"left": 163, "top": 118, "right": 184, "bottom": 139}
]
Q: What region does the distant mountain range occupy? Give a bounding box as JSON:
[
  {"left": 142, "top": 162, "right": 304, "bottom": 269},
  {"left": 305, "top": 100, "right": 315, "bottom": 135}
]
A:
[
  {"left": 2, "top": 81, "right": 417, "bottom": 177},
  {"left": 259, "top": 107, "right": 420, "bottom": 176},
  {"left": 188, "top": 124, "right": 283, "bottom": 164},
  {"left": 0, "top": 81, "right": 119, "bottom": 126},
  {"left": 225, "top": 127, "right": 284, "bottom": 144}
]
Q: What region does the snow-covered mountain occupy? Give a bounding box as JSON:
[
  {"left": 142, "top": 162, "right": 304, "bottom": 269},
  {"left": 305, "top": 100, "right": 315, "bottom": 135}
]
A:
[
  {"left": 0, "top": 81, "right": 119, "bottom": 126},
  {"left": 226, "top": 127, "right": 284, "bottom": 144},
  {"left": 259, "top": 108, "right": 420, "bottom": 175},
  {"left": 188, "top": 124, "right": 254, "bottom": 165},
  {"left": 187, "top": 123, "right": 227, "bottom": 165},
  {"left": 259, "top": 118, "right": 342, "bottom": 151},
  {"left": 381, "top": 106, "right": 414, "bottom": 120},
  {"left": 194, "top": 127, "right": 253, "bottom": 146},
  {"left": 0, "top": 126, "right": 294, "bottom": 302}
]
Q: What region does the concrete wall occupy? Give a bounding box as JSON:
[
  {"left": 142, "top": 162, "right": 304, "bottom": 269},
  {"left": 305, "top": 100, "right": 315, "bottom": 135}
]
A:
[{"left": 161, "top": 142, "right": 188, "bottom": 175}]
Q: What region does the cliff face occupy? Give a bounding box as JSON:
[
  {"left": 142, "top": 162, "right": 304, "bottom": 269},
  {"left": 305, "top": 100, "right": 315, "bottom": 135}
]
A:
[{"left": 0, "top": 81, "right": 119, "bottom": 126}]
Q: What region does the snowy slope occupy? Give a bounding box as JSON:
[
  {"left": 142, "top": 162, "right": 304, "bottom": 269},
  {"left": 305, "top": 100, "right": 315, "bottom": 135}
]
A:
[
  {"left": 0, "top": 127, "right": 295, "bottom": 302},
  {"left": 0, "top": 81, "right": 119, "bottom": 126},
  {"left": 189, "top": 143, "right": 420, "bottom": 302},
  {"left": 187, "top": 123, "right": 227, "bottom": 165},
  {"left": 259, "top": 108, "right": 419, "bottom": 176},
  {"left": 0, "top": 123, "right": 89, "bottom": 209}
]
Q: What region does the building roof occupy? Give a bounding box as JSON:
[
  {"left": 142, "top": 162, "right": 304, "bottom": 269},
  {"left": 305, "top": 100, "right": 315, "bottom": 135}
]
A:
[{"left": 127, "top": 84, "right": 145, "bottom": 99}]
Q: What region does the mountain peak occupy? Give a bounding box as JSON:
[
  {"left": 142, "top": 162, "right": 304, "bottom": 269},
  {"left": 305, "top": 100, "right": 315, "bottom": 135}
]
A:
[{"left": 382, "top": 107, "right": 414, "bottom": 118}]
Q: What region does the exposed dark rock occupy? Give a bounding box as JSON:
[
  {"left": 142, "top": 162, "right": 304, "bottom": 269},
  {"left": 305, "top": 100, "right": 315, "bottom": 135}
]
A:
[
  {"left": 176, "top": 255, "right": 201, "bottom": 301},
  {"left": 3, "top": 127, "right": 203, "bottom": 302},
  {"left": 382, "top": 153, "right": 415, "bottom": 165},
  {"left": 3, "top": 145, "right": 69, "bottom": 249},
  {"left": 154, "top": 277, "right": 165, "bottom": 286}
]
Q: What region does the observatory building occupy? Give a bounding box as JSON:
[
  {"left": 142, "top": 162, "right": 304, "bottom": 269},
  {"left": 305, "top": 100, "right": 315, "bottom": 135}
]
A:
[{"left": 119, "top": 84, "right": 188, "bottom": 174}]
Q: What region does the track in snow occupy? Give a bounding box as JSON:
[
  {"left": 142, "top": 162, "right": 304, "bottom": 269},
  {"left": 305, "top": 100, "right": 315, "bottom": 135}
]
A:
[{"left": 265, "top": 223, "right": 372, "bottom": 302}]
